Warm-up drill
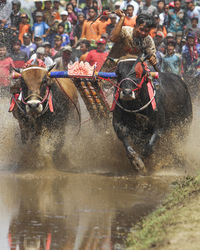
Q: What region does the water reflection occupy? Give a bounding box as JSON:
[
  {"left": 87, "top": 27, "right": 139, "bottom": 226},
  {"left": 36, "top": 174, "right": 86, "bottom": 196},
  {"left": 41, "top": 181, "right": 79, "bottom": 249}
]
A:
[{"left": 0, "top": 173, "right": 170, "bottom": 250}]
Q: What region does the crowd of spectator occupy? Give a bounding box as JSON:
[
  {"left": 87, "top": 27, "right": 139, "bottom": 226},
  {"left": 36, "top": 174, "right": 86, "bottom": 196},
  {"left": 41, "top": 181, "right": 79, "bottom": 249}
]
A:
[{"left": 0, "top": 0, "right": 200, "bottom": 87}]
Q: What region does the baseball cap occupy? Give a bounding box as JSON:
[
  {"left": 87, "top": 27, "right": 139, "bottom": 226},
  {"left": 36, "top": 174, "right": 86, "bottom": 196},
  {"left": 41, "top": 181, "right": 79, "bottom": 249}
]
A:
[
  {"left": 42, "top": 41, "right": 51, "bottom": 47},
  {"left": 166, "top": 32, "right": 174, "bottom": 38},
  {"left": 115, "top": 1, "right": 121, "bottom": 6},
  {"left": 23, "top": 32, "right": 31, "bottom": 38},
  {"left": 187, "top": 32, "right": 195, "bottom": 38},
  {"left": 34, "top": 35, "right": 43, "bottom": 40},
  {"left": 54, "top": 34, "right": 62, "bottom": 40},
  {"left": 35, "top": 12, "right": 43, "bottom": 17},
  {"left": 60, "top": 10, "right": 68, "bottom": 16},
  {"left": 62, "top": 45, "right": 72, "bottom": 52},
  {"left": 36, "top": 47, "right": 45, "bottom": 54},
  {"left": 21, "top": 13, "right": 28, "bottom": 18},
  {"left": 156, "top": 31, "right": 164, "bottom": 38},
  {"left": 96, "top": 38, "right": 106, "bottom": 44}
]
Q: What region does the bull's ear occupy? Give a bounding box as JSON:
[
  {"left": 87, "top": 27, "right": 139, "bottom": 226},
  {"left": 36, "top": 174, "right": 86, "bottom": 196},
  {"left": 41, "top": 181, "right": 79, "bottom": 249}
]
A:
[{"left": 47, "top": 63, "right": 56, "bottom": 72}]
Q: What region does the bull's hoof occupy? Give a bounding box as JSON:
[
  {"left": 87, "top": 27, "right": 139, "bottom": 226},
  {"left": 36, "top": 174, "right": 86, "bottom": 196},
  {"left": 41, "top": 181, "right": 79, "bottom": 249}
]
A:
[{"left": 127, "top": 146, "right": 147, "bottom": 175}]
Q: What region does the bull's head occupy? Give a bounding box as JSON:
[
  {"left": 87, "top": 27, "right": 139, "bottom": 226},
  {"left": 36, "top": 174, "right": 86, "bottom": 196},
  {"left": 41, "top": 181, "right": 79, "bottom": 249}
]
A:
[
  {"left": 12, "top": 64, "right": 55, "bottom": 118},
  {"left": 116, "top": 58, "right": 147, "bottom": 102}
]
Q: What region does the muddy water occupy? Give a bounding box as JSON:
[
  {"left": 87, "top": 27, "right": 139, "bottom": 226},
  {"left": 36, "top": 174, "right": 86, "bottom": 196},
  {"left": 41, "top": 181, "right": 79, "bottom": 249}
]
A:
[
  {"left": 0, "top": 95, "right": 197, "bottom": 250},
  {"left": 0, "top": 172, "right": 173, "bottom": 250}
]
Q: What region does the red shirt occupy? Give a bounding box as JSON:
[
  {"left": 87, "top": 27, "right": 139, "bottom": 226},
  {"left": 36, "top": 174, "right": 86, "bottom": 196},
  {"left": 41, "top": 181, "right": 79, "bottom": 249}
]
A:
[
  {"left": 0, "top": 57, "right": 15, "bottom": 86},
  {"left": 85, "top": 50, "right": 108, "bottom": 72}
]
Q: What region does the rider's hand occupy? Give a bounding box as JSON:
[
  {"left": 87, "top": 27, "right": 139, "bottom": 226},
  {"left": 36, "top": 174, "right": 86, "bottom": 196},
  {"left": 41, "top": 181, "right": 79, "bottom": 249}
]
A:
[
  {"left": 115, "top": 9, "right": 125, "bottom": 18},
  {"left": 149, "top": 55, "right": 157, "bottom": 66}
]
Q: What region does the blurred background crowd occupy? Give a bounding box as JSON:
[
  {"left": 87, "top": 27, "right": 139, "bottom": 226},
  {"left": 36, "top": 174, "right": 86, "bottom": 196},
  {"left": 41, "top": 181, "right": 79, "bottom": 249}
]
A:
[{"left": 0, "top": 0, "right": 200, "bottom": 86}]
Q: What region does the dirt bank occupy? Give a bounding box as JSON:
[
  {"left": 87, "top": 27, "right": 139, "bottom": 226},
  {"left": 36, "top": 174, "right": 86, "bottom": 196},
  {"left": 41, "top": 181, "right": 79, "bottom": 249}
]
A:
[{"left": 127, "top": 175, "right": 200, "bottom": 250}]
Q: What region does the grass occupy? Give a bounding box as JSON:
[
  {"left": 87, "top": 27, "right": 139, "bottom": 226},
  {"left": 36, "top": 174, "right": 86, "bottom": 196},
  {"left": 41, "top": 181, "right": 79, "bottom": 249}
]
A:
[{"left": 126, "top": 175, "right": 200, "bottom": 250}]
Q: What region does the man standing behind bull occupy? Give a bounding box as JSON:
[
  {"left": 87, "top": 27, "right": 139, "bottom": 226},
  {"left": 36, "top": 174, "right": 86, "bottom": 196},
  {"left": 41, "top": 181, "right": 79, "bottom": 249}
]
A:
[{"left": 102, "top": 10, "right": 157, "bottom": 71}]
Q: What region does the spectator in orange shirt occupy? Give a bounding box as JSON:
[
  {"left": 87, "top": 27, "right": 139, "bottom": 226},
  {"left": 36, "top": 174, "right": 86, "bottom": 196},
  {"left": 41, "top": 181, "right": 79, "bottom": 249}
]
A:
[
  {"left": 79, "top": 40, "right": 90, "bottom": 61},
  {"left": 18, "top": 13, "right": 31, "bottom": 44},
  {"left": 81, "top": 7, "right": 100, "bottom": 42},
  {"left": 97, "top": 13, "right": 111, "bottom": 36},
  {"left": 124, "top": 5, "right": 137, "bottom": 27}
]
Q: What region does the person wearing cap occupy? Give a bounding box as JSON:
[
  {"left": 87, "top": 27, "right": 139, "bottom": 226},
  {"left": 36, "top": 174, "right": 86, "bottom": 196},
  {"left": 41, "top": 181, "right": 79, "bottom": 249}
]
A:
[
  {"left": 32, "top": 0, "right": 43, "bottom": 23},
  {"left": 120, "top": 0, "right": 139, "bottom": 17},
  {"left": 182, "top": 32, "right": 200, "bottom": 74},
  {"left": 81, "top": 7, "right": 100, "bottom": 42},
  {"left": 30, "top": 46, "right": 54, "bottom": 67},
  {"left": 54, "top": 45, "right": 73, "bottom": 69},
  {"left": 18, "top": 13, "right": 31, "bottom": 44},
  {"left": 42, "top": 41, "right": 53, "bottom": 58},
  {"left": 11, "top": 39, "right": 28, "bottom": 68},
  {"left": 186, "top": 0, "right": 200, "bottom": 29},
  {"left": 51, "top": 34, "right": 63, "bottom": 57},
  {"left": 85, "top": 38, "right": 108, "bottom": 71},
  {"left": 10, "top": 0, "right": 21, "bottom": 30},
  {"left": 73, "top": 12, "right": 85, "bottom": 48},
  {"left": 32, "top": 12, "right": 50, "bottom": 42},
  {"left": 161, "top": 39, "right": 182, "bottom": 75},
  {"left": 60, "top": 10, "right": 72, "bottom": 35},
  {"left": 106, "top": 13, "right": 117, "bottom": 37},
  {"left": 20, "top": 33, "right": 37, "bottom": 58},
  {"left": 168, "top": 0, "right": 187, "bottom": 37}
]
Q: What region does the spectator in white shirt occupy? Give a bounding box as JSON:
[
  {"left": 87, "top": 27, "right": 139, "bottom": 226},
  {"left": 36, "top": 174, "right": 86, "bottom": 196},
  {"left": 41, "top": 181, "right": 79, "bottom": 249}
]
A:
[{"left": 120, "top": 0, "right": 139, "bottom": 17}]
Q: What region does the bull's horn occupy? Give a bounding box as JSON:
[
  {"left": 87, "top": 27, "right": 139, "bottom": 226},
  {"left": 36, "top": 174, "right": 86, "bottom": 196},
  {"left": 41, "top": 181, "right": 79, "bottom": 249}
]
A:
[
  {"left": 12, "top": 67, "right": 22, "bottom": 73},
  {"left": 47, "top": 63, "right": 56, "bottom": 72}
]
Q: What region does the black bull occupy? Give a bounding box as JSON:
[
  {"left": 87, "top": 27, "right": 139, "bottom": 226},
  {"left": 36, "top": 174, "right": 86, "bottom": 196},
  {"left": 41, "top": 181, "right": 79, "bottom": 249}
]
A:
[
  {"left": 112, "top": 58, "right": 193, "bottom": 174},
  {"left": 11, "top": 66, "right": 80, "bottom": 165}
]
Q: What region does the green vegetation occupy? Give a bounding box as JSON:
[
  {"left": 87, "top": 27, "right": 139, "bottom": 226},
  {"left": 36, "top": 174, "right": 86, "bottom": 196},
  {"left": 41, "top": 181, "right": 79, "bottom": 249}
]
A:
[{"left": 127, "top": 176, "right": 200, "bottom": 250}]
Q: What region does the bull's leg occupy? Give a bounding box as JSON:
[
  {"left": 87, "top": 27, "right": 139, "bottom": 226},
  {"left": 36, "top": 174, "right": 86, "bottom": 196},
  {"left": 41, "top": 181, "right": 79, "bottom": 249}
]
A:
[
  {"left": 143, "top": 106, "right": 165, "bottom": 157},
  {"left": 113, "top": 112, "right": 147, "bottom": 175}
]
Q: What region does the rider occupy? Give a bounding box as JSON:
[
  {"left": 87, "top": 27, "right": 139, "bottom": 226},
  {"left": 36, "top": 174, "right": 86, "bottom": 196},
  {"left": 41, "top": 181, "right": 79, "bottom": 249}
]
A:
[{"left": 102, "top": 10, "right": 157, "bottom": 74}]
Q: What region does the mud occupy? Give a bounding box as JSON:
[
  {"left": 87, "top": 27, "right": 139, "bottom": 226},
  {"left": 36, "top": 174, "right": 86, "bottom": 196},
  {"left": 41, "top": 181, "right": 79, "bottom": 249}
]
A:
[{"left": 0, "top": 95, "right": 197, "bottom": 249}]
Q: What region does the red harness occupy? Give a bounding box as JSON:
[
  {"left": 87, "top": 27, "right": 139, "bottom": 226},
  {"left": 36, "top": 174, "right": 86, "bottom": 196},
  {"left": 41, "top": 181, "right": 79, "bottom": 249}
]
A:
[
  {"left": 110, "top": 75, "right": 157, "bottom": 112},
  {"left": 9, "top": 86, "right": 54, "bottom": 113}
]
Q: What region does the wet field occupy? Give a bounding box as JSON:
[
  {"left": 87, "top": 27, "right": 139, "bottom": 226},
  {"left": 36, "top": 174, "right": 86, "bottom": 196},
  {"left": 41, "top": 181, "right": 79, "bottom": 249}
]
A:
[{"left": 0, "top": 96, "right": 199, "bottom": 249}]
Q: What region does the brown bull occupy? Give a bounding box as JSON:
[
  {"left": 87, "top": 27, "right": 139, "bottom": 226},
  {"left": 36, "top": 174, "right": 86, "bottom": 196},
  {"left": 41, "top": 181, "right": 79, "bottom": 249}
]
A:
[{"left": 10, "top": 65, "right": 80, "bottom": 168}]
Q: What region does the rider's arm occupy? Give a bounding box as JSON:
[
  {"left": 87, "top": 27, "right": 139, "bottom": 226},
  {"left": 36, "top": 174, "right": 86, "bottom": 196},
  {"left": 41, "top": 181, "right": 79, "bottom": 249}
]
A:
[{"left": 110, "top": 10, "right": 125, "bottom": 43}]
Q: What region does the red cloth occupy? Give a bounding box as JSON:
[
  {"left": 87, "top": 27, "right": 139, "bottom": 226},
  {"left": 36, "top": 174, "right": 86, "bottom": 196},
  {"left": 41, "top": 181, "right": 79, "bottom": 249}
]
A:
[
  {"left": 0, "top": 57, "right": 15, "bottom": 86},
  {"left": 85, "top": 49, "right": 108, "bottom": 72}
]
